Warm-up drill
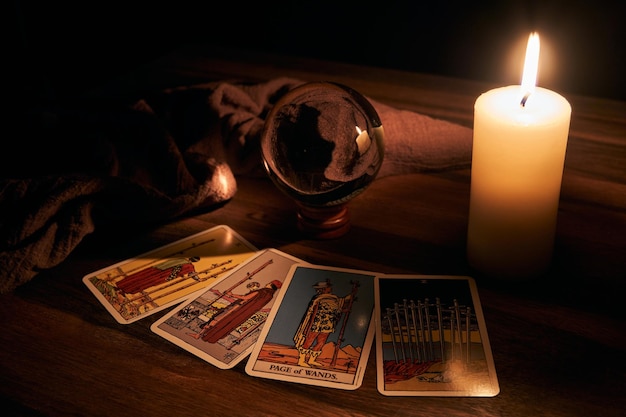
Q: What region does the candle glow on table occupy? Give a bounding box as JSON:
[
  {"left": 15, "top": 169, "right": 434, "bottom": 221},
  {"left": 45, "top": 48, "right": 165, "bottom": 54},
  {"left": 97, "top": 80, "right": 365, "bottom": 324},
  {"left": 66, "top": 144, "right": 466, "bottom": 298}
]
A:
[{"left": 467, "top": 33, "right": 572, "bottom": 280}]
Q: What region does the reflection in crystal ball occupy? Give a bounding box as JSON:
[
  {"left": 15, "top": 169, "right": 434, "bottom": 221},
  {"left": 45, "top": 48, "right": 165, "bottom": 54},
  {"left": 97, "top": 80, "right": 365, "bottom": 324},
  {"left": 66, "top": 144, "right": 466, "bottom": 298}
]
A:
[{"left": 261, "top": 82, "right": 385, "bottom": 207}]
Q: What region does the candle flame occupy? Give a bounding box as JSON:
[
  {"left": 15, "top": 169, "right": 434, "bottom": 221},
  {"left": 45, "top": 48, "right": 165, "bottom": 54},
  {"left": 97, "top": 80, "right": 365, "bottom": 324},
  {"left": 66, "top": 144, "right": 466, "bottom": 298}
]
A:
[{"left": 521, "top": 32, "right": 540, "bottom": 103}]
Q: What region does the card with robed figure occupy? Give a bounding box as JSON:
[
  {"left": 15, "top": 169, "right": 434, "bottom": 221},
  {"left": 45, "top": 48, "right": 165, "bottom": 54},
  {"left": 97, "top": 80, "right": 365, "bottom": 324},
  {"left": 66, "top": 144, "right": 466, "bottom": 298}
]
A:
[
  {"left": 151, "top": 249, "right": 306, "bottom": 369},
  {"left": 245, "top": 264, "right": 376, "bottom": 390}
]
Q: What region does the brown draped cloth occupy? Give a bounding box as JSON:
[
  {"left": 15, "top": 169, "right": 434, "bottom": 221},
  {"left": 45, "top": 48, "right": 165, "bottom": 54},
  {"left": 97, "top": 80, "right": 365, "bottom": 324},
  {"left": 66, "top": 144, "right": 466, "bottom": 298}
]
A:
[{"left": 0, "top": 78, "right": 472, "bottom": 293}]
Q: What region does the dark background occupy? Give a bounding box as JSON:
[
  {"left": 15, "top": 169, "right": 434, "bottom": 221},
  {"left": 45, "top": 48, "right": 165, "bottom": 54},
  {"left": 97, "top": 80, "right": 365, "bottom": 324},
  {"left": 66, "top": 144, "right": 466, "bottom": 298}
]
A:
[{"left": 11, "top": 0, "right": 626, "bottom": 101}]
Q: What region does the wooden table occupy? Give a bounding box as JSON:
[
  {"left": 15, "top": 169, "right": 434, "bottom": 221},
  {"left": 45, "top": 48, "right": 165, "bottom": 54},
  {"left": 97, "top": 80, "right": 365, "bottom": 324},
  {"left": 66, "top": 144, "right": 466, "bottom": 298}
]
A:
[{"left": 2, "top": 46, "right": 625, "bottom": 417}]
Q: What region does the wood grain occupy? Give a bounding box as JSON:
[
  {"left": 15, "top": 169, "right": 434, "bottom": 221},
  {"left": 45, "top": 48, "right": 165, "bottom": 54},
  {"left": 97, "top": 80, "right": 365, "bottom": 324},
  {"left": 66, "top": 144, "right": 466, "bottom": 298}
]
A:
[{"left": 2, "top": 46, "right": 625, "bottom": 417}]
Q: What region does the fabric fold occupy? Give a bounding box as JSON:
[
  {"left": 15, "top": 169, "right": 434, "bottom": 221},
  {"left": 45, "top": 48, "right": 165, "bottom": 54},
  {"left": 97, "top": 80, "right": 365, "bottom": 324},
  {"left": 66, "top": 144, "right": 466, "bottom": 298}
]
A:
[{"left": 0, "top": 77, "right": 471, "bottom": 293}]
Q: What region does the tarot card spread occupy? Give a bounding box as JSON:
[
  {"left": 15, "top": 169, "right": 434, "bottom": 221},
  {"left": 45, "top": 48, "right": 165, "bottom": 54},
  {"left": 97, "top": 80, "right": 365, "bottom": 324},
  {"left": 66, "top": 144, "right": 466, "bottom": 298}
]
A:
[
  {"left": 374, "top": 275, "right": 499, "bottom": 397},
  {"left": 245, "top": 265, "right": 376, "bottom": 390},
  {"left": 151, "top": 249, "right": 306, "bottom": 369},
  {"left": 83, "top": 225, "right": 257, "bottom": 324}
]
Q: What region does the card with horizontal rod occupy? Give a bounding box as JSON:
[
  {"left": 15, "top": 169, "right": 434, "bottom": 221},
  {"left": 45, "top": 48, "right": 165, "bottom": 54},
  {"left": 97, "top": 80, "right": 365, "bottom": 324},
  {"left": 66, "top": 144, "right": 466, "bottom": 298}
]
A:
[{"left": 83, "top": 225, "right": 257, "bottom": 324}]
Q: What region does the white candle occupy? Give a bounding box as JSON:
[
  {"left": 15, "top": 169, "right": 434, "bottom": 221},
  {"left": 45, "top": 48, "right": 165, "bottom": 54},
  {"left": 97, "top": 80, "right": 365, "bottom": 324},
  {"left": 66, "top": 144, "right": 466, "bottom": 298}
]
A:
[
  {"left": 467, "top": 33, "right": 572, "bottom": 280},
  {"left": 355, "top": 125, "right": 371, "bottom": 155}
]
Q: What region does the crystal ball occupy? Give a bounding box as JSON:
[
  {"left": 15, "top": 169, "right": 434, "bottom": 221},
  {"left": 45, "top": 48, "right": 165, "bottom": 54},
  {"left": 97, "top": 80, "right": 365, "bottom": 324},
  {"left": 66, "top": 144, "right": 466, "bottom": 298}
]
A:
[{"left": 260, "top": 82, "right": 384, "bottom": 237}]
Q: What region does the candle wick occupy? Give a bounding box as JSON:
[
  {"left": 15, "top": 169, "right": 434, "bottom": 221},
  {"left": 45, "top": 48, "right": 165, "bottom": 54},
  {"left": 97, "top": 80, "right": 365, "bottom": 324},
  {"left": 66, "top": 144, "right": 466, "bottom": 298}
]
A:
[{"left": 520, "top": 92, "right": 531, "bottom": 107}]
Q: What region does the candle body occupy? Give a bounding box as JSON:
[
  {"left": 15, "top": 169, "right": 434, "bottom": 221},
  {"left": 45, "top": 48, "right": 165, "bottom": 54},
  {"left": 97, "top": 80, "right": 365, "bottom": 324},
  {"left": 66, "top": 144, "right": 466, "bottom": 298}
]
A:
[{"left": 467, "top": 86, "right": 571, "bottom": 280}]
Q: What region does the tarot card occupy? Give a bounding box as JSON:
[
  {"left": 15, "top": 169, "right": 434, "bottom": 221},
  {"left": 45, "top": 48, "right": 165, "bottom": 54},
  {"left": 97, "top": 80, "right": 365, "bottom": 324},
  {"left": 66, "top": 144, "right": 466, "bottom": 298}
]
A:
[
  {"left": 374, "top": 274, "right": 499, "bottom": 397},
  {"left": 150, "top": 249, "right": 306, "bottom": 369},
  {"left": 245, "top": 264, "right": 376, "bottom": 390},
  {"left": 83, "top": 225, "right": 257, "bottom": 324}
]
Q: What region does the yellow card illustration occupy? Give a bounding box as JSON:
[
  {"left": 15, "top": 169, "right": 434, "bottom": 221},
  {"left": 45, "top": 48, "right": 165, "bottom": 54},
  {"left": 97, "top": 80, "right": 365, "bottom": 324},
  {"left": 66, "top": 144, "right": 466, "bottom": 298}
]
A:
[{"left": 83, "top": 225, "right": 257, "bottom": 324}]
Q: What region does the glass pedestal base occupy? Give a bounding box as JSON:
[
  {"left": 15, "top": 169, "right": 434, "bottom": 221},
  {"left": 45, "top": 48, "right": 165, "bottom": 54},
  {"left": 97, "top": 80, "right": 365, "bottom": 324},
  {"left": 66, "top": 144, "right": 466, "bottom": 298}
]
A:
[{"left": 296, "top": 203, "right": 350, "bottom": 239}]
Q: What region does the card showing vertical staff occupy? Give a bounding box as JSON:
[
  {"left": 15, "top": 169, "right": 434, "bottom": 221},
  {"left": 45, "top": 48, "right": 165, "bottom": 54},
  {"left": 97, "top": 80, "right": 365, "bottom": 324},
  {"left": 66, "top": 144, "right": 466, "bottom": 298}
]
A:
[
  {"left": 245, "top": 264, "right": 376, "bottom": 390},
  {"left": 374, "top": 274, "right": 499, "bottom": 397}
]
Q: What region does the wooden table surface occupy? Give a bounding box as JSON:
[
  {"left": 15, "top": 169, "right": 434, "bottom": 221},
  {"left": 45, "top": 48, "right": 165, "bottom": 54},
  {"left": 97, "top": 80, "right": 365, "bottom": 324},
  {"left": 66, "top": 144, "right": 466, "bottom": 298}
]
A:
[{"left": 2, "top": 46, "right": 625, "bottom": 417}]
